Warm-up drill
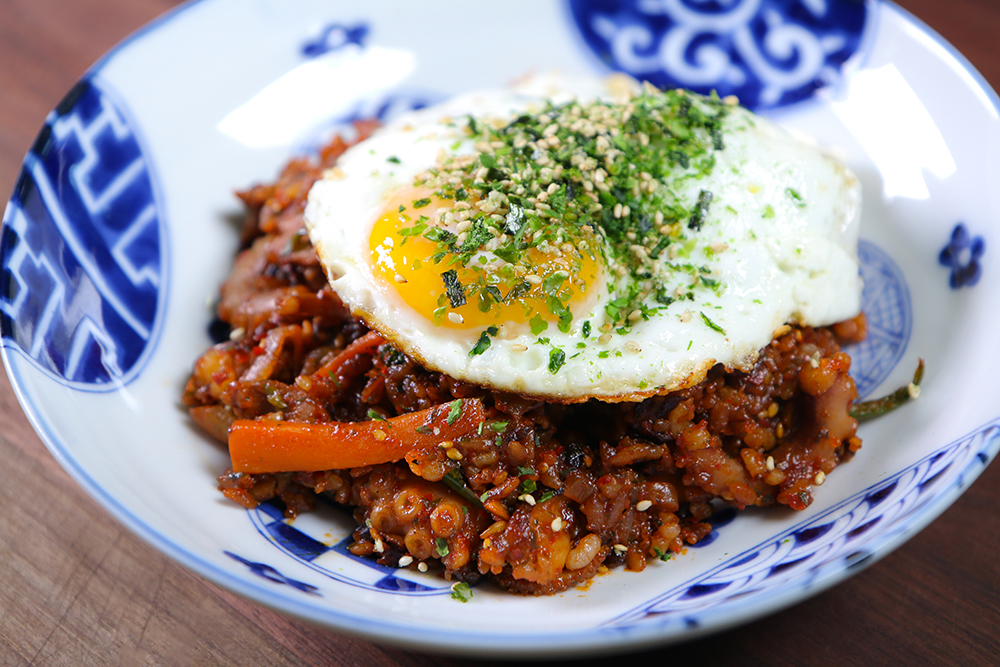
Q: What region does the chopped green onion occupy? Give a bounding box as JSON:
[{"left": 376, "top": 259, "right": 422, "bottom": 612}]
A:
[
  {"left": 700, "top": 312, "right": 726, "bottom": 335},
  {"left": 450, "top": 582, "right": 473, "bottom": 603},
  {"left": 548, "top": 348, "right": 566, "bottom": 374},
  {"left": 435, "top": 538, "right": 449, "bottom": 558},
  {"left": 446, "top": 399, "right": 464, "bottom": 425}
]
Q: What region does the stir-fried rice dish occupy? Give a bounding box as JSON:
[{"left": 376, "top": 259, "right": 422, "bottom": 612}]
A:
[{"left": 183, "top": 78, "right": 873, "bottom": 595}]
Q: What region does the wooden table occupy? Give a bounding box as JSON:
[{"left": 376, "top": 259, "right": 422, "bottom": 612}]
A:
[{"left": 1, "top": 1, "right": 997, "bottom": 664}]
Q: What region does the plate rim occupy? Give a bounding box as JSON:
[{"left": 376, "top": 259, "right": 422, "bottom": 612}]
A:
[{"left": 3, "top": 0, "right": 999, "bottom": 657}]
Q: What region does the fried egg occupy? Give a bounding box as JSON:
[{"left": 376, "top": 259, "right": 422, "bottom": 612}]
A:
[{"left": 304, "top": 77, "right": 861, "bottom": 401}]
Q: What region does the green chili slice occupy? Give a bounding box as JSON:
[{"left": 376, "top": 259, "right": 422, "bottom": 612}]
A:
[{"left": 849, "top": 359, "right": 925, "bottom": 422}]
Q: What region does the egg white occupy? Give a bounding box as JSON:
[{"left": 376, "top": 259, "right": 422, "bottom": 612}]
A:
[{"left": 304, "top": 78, "right": 861, "bottom": 401}]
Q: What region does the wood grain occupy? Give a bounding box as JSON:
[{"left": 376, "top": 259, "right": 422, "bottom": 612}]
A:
[{"left": 0, "top": 1, "right": 997, "bottom": 665}]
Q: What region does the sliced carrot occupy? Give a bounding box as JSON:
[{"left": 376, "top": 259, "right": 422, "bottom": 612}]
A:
[{"left": 229, "top": 398, "right": 486, "bottom": 473}]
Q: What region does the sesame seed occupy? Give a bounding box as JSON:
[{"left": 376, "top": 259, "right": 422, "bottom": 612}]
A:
[
  {"left": 625, "top": 340, "right": 641, "bottom": 353},
  {"left": 636, "top": 500, "right": 653, "bottom": 511},
  {"left": 229, "top": 327, "right": 245, "bottom": 341},
  {"left": 551, "top": 518, "right": 564, "bottom": 532},
  {"left": 374, "top": 537, "right": 384, "bottom": 553},
  {"left": 374, "top": 429, "right": 387, "bottom": 441},
  {"left": 680, "top": 310, "right": 692, "bottom": 323},
  {"left": 814, "top": 471, "right": 826, "bottom": 485},
  {"left": 511, "top": 344, "right": 528, "bottom": 352},
  {"left": 418, "top": 562, "right": 428, "bottom": 573},
  {"left": 773, "top": 324, "right": 792, "bottom": 338},
  {"left": 520, "top": 494, "right": 536, "bottom": 506},
  {"left": 598, "top": 333, "right": 612, "bottom": 345},
  {"left": 524, "top": 274, "right": 542, "bottom": 285},
  {"left": 448, "top": 312, "right": 464, "bottom": 324},
  {"left": 456, "top": 220, "right": 471, "bottom": 233},
  {"left": 446, "top": 449, "right": 463, "bottom": 461},
  {"left": 613, "top": 544, "right": 628, "bottom": 554},
  {"left": 439, "top": 440, "right": 454, "bottom": 449},
  {"left": 393, "top": 274, "right": 407, "bottom": 284},
  {"left": 627, "top": 309, "right": 643, "bottom": 322},
  {"left": 398, "top": 555, "right": 413, "bottom": 567},
  {"left": 766, "top": 456, "right": 775, "bottom": 471}
]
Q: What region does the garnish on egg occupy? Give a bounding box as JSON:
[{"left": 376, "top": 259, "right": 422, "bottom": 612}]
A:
[
  {"left": 304, "top": 75, "right": 862, "bottom": 401},
  {"left": 367, "top": 85, "right": 732, "bottom": 338}
]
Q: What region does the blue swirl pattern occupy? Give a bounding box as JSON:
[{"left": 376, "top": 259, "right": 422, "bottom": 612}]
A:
[{"left": 567, "top": 0, "right": 869, "bottom": 110}]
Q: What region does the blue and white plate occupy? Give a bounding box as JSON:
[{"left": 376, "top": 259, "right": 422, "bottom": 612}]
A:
[{"left": 2, "top": 0, "right": 998, "bottom": 657}]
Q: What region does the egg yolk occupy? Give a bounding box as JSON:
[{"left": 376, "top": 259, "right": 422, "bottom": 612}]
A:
[{"left": 369, "top": 188, "right": 603, "bottom": 330}]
